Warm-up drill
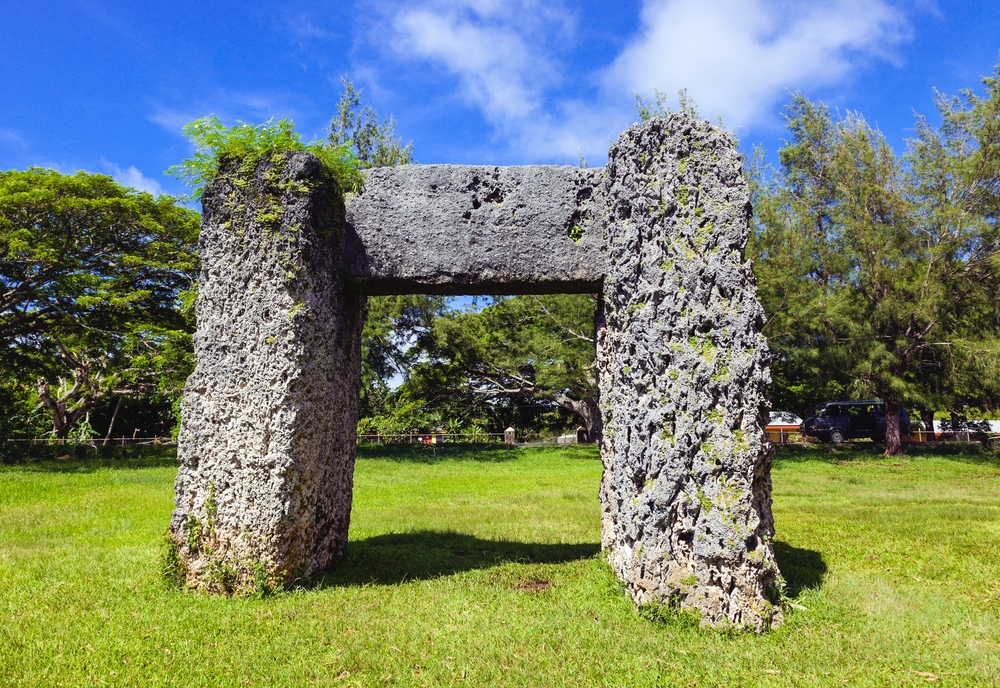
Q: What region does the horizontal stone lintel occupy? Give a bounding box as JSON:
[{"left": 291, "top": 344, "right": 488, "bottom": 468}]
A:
[{"left": 344, "top": 164, "right": 606, "bottom": 295}]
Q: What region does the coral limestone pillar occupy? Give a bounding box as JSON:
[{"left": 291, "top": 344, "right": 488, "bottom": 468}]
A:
[
  {"left": 169, "top": 152, "right": 362, "bottom": 592},
  {"left": 597, "top": 115, "right": 782, "bottom": 630}
]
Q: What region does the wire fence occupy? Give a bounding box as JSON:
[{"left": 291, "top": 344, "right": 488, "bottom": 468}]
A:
[
  {"left": 357, "top": 432, "right": 509, "bottom": 445},
  {"left": 6, "top": 437, "right": 177, "bottom": 446},
  {"left": 7, "top": 432, "right": 517, "bottom": 450},
  {"left": 2, "top": 437, "right": 178, "bottom": 461},
  {"left": 11, "top": 428, "right": 993, "bottom": 454}
]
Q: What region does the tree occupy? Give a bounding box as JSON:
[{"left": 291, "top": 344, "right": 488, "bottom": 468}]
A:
[
  {"left": 0, "top": 168, "right": 200, "bottom": 437},
  {"left": 749, "top": 66, "right": 1000, "bottom": 455},
  {"left": 328, "top": 77, "right": 414, "bottom": 168},
  {"left": 746, "top": 135, "right": 850, "bottom": 416},
  {"left": 905, "top": 64, "right": 1000, "bottom": 427},
  {"left": 406, "top": 294, "right": 603, "bottom": 441},
  {"left": 359, "top": 294, "right": 448, "bottom": 419}
]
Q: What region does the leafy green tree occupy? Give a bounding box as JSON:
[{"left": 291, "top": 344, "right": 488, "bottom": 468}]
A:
[
  {"left": 0, "top": 168, "right": 200, "bottom": 438},
  {"left": 402, "top": 294, "right": 601, "bottom": 440},
  {"left": 750, "top": 64, "right": 1000, "bottom": 455},
  {"left": 359, "top": 294, "right": 448, "bottom": 419},
  {"left": 746, "top": 101, "right": 850, "bottom": 417},
  {"left": 904, "top": 65, "right": 1000, "bottom": 427}
]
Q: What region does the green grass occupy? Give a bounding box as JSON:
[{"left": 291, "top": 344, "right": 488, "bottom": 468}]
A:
[{"left": 2, "top": 443, "right": 999, "bottom": 686}]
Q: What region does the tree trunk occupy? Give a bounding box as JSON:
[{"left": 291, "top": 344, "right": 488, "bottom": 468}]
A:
[
  {"left": 919, "top": 407, "right": 935, "bottom": 440},
  {"left": 549, "top": 394, "right": 602, "bottom": 444},
  {"left": 103, "top": 396, "right": 123, "bottom": 445},
  {"left": 37, "top": 377, "right": 70, "bottom": 439},
  {"left": 884, "top": 399, "right": 903, "bottom": 456},
  {"left": 36, "top": 374, "right": 94, "bottom": 440},
  {"left": 584, "top": 397, "right": 603, "bottom": 444}
]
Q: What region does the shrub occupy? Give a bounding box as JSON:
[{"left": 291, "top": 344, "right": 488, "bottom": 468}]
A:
[{"left": 168, "top": 115, "right": 364, "bottom": 201}]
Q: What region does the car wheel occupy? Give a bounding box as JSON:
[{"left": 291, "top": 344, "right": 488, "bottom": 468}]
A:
[{"left": 829, "top": 429, "right": 845, "bottom": 444}]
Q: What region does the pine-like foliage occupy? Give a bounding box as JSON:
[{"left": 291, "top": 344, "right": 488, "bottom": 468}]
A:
[{"left": 749, "top": 60, "right": 1000, "bottom": 454}]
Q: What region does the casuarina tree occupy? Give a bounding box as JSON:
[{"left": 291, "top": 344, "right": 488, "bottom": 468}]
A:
[{"left": 750, "top": 61, "right": 1000, "bottom": 455}]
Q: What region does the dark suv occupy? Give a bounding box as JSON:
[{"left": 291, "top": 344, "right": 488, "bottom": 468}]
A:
[{"left": 800, "top": 401, "right": 910, "bottom": 444}]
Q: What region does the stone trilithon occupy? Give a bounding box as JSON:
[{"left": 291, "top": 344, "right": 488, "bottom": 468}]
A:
[{"left": 168, "top": 113, "right": 782, "bottom": 630}]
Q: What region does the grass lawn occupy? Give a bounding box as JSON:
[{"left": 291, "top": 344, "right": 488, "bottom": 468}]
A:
[{"left": 1, "top": 443, "right": 999, "bottom": 686}]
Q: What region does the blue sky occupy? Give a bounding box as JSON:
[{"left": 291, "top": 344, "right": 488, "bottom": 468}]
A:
[{"left": 1, "top": 1, "right": 998, "bottom": 198}]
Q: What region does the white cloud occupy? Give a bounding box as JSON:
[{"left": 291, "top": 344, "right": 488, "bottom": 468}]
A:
[
  {"left": 608, "top": 0, "right": 911, "bottom": 129},
  {"left": 0, "top": 128, "right": 30, "bottom": 152},
  {"left": 100, "top": 159, "right": 165, "bottom": 196},
  {"left": 287, "top": 14, "right": 329, "bottom": 39},
  {"left": 389, "top": 0, "right": 572, "bottom": 127},
  {"left": 375, "top": 0, "right": 914, "bottom": 161},
  {"left": 148, "top": 108, "right": 196, "bottom": 136}
]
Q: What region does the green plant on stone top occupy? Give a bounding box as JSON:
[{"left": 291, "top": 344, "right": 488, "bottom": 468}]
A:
[
  {"left": 635, "top": 88, "right": 701, "bottom": 122},
  {"left": 168, "top": 115, "right": 365, "bottom": 201}
]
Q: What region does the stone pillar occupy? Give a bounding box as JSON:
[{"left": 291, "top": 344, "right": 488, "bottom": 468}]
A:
[
  {"left": 504, "top": 427, "right": 516, "bottom": 446},
  {"left": 169, "top": 152, "right": 363, "bottom": 593},
  {"left": 597, "top": 115, "right": 781, "bottom": 630}
]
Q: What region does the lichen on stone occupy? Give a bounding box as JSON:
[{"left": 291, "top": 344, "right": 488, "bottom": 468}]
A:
[
  {"left": 168, "top": 150, "right": 363, "bottom": 595},
  {"left": 597, "top": 114, "right": 781, "bottom": 631}
]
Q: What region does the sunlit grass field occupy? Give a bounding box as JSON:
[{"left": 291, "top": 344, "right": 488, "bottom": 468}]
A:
[{"left": 1, "top": 443, "right": 999, "bottom": 686}]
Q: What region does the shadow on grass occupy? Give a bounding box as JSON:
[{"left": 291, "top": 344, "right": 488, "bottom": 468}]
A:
[
  {"left": 0, "top": 446, "right": 178, "bottom": 473},
  {"left": 774, "top": 442, "right": 1000, "bottom": 467},
  {"left": 306, "top": 530, "right": 601, "bottom": 588},
  {"left": 774, "top": 541, "right": 827, "bottom": 598}
]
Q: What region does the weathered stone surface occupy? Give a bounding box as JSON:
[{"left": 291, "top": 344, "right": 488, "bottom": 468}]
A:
[
  {"left": 172, "top": 119, "right": 782, "bottom": 629},
  {"left": 169, "top": 151, "right": 363, "bottom": 591},
  {"left": 597, "top": 114, "right": 781, "bottom": 630},
  {"left": 344, "top": 165, "right": 604, "bottom": 295}
]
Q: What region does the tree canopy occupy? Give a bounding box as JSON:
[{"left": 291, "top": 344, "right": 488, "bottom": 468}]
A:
[
  {"left": 328, "top": 77, "right": 415, "bottom": 169},
  {"left": 749, "top": 61, "right": 1000, "bottom": 454},
  {"left": 402, "top": 294, "right": 601, "bottom": 439},
  {"left": 0, "top": 168, "right": 200, "bottom": 439}
]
